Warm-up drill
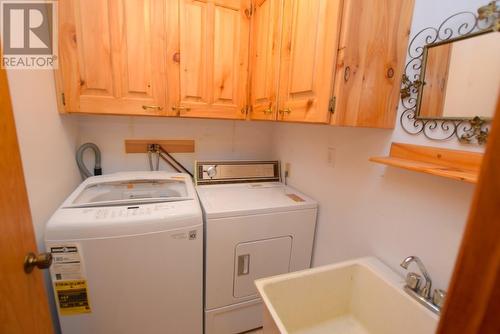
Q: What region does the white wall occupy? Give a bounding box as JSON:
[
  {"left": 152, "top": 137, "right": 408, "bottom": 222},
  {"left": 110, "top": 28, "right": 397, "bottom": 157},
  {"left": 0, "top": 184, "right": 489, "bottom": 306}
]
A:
[
  {"left": 76, "top": 116, "right": 275, "bottom": 174},
  {"left": 7, "top": 70, "right": 81, "bottom": 250},
  {"left": 272, "top": 0, "right": 486, "bottom": 291},
  {"left": 7, "top": 69, "right": 81, "bottom": 333},
  {"left": 273, "top": 125, "right": 474, "bottom": 291}
]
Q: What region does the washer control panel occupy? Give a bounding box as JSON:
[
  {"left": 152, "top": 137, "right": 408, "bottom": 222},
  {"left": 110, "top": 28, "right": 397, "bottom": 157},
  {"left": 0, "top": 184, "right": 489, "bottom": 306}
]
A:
[{"left": 84, "top": 202, "right": 180, "bottom": 220}]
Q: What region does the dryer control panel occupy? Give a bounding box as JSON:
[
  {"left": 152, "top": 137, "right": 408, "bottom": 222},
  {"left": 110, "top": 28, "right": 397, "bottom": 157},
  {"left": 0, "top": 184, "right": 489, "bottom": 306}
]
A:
[{"left": 195, "top": 161, "right": 281, "bottom": 185}]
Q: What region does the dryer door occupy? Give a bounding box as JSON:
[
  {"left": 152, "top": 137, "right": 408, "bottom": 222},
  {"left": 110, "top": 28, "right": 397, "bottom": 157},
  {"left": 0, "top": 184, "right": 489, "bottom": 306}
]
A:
[{"left": 233, "top": 236, "right": 292, "bottom": 298}]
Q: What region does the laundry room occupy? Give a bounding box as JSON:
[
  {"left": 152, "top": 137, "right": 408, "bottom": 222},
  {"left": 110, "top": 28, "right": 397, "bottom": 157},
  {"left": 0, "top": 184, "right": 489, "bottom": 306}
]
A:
[{"left": 1, "top": 0, "right": 499, "bottom": 333}]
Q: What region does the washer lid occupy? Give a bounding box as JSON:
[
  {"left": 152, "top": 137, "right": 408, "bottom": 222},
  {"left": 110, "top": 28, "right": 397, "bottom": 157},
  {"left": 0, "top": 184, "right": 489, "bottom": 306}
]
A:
[
  {"left": 64, "top": 172, "right": 193, "bottom": 208},
  {"left": 46, "top": 172, "right": 202, "bottom": 239},
  {"left": 196, "top": 182, "right": 317, "bottom": 219}
]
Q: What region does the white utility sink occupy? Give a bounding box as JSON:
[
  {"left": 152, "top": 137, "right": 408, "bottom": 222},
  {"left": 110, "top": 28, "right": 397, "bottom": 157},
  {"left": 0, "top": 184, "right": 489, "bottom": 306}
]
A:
[{"left": 256, "top": 257, "right": 438, "bottom": 334}]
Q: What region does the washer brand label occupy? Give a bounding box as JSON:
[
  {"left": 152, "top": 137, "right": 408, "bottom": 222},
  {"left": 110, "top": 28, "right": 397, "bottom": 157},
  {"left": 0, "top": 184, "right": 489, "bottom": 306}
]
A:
[
  {"left": 171, "top": 230, "right": 198, "bottom": 240},
  {"left": 50, "top": 243, "right": 92, "bottom": 315},
  {"left": 171, "top": 232, "right": 187, "bottom": 240},
  {"left": 50, "top": 244, "right": 83, "bottom": 281},
  {"left": 54, "top": 280, "right": 92, "bottom": 315}
]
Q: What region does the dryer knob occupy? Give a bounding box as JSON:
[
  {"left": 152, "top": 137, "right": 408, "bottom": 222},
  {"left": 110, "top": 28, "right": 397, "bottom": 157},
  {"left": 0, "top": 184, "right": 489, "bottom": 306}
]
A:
[{"left": 206, "top": 166, "right": 217, "bottom": 178}]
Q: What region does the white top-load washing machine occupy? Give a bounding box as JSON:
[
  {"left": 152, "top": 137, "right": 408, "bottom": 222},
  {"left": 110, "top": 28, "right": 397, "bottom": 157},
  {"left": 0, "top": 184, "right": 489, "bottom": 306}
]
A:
[
  {"left": 195, "top": 161, "right": 317, "bottom": 334},
  {"left": 45, "top": 171, "right": 203, "bottom": 334}
]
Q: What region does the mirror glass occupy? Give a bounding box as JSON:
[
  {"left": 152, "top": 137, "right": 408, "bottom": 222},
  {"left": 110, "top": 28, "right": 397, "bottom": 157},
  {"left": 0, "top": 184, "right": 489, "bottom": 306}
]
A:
[{"left": 418, "top": 31, "right": 500, "bottom": 119}]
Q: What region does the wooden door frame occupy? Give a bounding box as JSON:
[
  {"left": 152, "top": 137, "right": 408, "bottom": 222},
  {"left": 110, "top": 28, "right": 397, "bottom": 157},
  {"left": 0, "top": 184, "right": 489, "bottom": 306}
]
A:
[{"left": 437, "top": 96, "right": 500, "bottom": 333}]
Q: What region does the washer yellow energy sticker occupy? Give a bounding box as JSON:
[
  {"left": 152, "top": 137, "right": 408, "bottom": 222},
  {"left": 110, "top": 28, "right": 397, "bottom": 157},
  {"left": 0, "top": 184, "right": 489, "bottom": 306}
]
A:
[{"left": 55, "top": 280, "right": 92, "bottom": 315}]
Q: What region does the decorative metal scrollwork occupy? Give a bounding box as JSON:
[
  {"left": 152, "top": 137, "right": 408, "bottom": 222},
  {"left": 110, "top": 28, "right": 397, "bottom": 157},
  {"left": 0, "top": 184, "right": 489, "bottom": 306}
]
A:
[
  {"left": 458, "top": 117, "right": 490, "bottom": 145},
  {"left": 400, "top": 74, "right": 422, "bottom": 100},
  {"left": 400, "top": 1, "right": 499, "bottom": 145}
]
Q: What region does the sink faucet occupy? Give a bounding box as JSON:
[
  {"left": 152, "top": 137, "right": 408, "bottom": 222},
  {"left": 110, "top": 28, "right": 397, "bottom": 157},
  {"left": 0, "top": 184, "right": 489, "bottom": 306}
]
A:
[
  {"left": 400, "top": 255, "right": 446, "bottom": 315},
  {"left": 400, "top": 256, "right": 432, "bottom": 299}
]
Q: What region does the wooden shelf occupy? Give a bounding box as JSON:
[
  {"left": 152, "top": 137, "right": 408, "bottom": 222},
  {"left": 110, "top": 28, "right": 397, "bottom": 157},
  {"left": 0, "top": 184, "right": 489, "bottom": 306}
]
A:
[{"left": 370, "top": 142, "right": 483, "bottom": 184}]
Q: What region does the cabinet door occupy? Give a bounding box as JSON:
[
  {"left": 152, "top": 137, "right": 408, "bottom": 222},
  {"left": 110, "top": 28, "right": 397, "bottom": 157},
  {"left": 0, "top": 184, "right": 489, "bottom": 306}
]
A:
[
  {"left": 331, "top": 0, "right": 415, "bottom": 128},
  {"left": 167, "top": 0, "right": 250, "bottom": 119},
  {"left": 58, "top": 0, "right": 167, "bottom": 115},
  {"left": 248, "top": 0, "right": 282, "bottom": 121},
  {"left": 276, "top": 0, "right": 343, "bottom": 123}
]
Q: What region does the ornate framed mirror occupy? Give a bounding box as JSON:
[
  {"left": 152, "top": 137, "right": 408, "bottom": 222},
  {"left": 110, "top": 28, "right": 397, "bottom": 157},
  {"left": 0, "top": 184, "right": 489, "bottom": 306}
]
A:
[{"left": 400, "top": 1, "right": 500, "bottom": 144}]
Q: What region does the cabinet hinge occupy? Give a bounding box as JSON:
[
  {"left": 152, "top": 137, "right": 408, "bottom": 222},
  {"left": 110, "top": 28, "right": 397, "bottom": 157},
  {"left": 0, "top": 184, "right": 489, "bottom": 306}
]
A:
[
  {"left": 245, "top": 4, "right": 254, "bottom": 18},
  {"left": 61, "top": 93, "right": 66, "bottom": 106},
  {"left": 329, "top": 96, "right": 336, "bottom": 114},
  {"left": 241, "top": 105, "right": 251, "bottom": 116}
]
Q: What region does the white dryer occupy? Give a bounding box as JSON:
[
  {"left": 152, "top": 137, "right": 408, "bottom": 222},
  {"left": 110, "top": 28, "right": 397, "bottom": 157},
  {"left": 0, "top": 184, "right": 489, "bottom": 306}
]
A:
[
  {"left": 195, "top": 161, "right": 317, "bottom": 334},
  {"left": 45, "top": 171, "right": 203, "bottom": 334}
]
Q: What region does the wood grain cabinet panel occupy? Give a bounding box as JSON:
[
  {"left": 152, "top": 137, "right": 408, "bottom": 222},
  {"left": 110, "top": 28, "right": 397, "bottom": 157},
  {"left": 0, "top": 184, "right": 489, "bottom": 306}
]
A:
[
  {"left": 58, "top": 0, "right": 167, "bottom": 116},
  {"left": 331, "top": 0, "right": 415, "bottom": 128},
  {"left": 248, "top": 0, "right": 281, "bottom": 121},
  {"left": 277, "top": 0, "right": 342, "bottom": 123},
  {"left": 56, "top": 0, "right": 415, "bottom": 125},
  {"left": 168, "top": 0, "right": 250, "bottom": 119},
  {"left": 249, "top": 0, "right": 342, "bottom": 124}
]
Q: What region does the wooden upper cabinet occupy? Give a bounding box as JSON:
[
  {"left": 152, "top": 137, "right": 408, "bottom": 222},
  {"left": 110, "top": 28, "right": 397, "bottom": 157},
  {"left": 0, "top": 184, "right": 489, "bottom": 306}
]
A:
[
  {"left": 56, "top": 0, "right": 415, "bottom": 124},
  {"left": 248, "top": 0, "right": 281, "bottom": 121},
  {"left": 277, "top": 0, "right": 343, "bottom": 123},
  {"left": 58, "top": 0, "right": 168, "bottom": 116},
  {"left": 331, "top": 0, "right": 415, "bottom": 128},
  {"left": 249, "top": 0, "right": 342, "bottom": 123},
  {"left": 166, "top": 0, "right": 251, "bottom": 119}
]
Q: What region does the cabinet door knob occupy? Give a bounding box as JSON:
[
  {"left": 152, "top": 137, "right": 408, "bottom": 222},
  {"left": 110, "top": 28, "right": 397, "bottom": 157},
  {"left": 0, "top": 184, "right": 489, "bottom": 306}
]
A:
[
  {"left": 172, "top": 105, "right": 191, "bottom": 116},
  {"left": 279, "top": 108, "right": 291, "bottom": 115},
  {"left": 142, "top": 105, "right": 163, "bottom": 111},
  {"left": 387, "top": 67, "right": 395, "bottom": 78},
  {"left": 344, "top": 66, "right": 351, "bottom": 82},
  {"left": 263, "top": 107, "right": 273, "bottom": 115},
  {"left": 171, "top": 106, "right": 190, "bottom": 111},
  {"left": 172, "top": 52, "right": 180, "bottom": 63}
]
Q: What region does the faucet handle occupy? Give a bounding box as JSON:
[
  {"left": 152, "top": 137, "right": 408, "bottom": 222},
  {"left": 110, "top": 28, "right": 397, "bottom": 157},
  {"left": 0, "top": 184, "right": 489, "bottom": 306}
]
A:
[
  {"left": 406, "top": 272, "right": 422, "bottom": 291},
  {"left": 432, "top": 289, "right": 447, "bottom": 308}
]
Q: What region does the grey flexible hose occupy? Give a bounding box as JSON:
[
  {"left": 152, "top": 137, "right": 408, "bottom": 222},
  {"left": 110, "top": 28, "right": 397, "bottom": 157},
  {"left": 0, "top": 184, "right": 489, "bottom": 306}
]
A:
[{"left": 76, "top": 143, "right": 102, "bottom": 180}]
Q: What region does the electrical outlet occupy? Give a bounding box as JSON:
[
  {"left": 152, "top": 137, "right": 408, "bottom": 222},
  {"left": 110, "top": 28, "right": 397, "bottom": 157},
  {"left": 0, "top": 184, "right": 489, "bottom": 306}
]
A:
[{"left": 327, "top": 147, "right": 336, "bottom": 168}]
